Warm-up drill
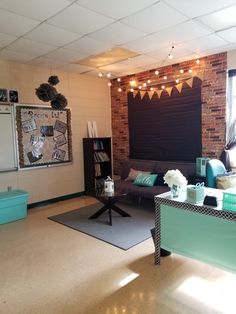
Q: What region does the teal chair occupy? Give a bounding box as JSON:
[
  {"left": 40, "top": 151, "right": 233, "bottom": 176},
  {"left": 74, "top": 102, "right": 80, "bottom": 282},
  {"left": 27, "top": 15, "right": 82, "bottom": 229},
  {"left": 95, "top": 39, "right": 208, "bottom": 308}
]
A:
[{"left": 206, "top": 159, "right": 226, "bottom": 188}]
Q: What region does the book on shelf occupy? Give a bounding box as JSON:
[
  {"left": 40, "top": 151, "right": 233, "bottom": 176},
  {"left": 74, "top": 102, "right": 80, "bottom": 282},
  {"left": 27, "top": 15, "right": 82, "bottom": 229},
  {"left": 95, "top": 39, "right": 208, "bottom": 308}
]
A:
[
  {"left": 93, "top": 140, "right": 104, "bottom": 150},
  {"left": 94, "top": 151, "right": 110, "bottom": 162},
  {"left": 94, "top": 163, "right": 101, "bottom": 177}
]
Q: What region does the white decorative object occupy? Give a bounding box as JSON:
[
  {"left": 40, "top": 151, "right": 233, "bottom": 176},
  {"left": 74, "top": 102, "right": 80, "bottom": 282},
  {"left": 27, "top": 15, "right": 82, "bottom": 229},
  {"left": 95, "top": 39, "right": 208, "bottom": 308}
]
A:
[
  {"left": 87, "top": 121, "right": 98, "bottom": 138},
  {"left": 187, "top": 183, "right": 205, "bottom": 204},
  {"left": 104, "top": 176, "right": 114, "bottom": 193},
  {"left": 163, "top": 169, "right": 187, "bottom": 198}
]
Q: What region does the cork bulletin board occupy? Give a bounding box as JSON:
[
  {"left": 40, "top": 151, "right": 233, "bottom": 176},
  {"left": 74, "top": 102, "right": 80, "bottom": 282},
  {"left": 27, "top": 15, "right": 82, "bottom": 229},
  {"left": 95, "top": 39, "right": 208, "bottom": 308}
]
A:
[{"left": 16, "top": 105, "right": 72, "bottom": 168}]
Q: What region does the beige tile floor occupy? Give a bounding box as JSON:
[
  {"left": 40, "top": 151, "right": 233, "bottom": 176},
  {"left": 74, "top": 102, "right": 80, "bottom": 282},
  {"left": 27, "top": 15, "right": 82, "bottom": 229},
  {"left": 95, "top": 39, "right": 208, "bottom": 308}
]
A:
[{"left": 1, "top": 196, "right": 236, "bottom": 314}]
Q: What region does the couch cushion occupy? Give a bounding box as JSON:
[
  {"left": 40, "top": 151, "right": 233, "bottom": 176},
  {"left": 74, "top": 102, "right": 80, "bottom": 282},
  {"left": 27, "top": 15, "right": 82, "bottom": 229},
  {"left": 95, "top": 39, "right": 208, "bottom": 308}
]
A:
[
  {"left": 125, "top": 168, "right": 151, "bottom": 181},
  {"left": 115, "top": 179, "right": 168, "bottom": 199},
  {"left": 120, "top": 159, "right": 156, "bottom": 180},
  {"left": 216, "top": 173, "right": 236, "bottom": 189},
  {"left": 153, "top": 161, "right": 195, "bottom": 178},
  {"left": 151, "top": 172, "right": 167, "bottom": 186},
  {"left": 133, "top": 173, "right": 157, "bottom": 187}
]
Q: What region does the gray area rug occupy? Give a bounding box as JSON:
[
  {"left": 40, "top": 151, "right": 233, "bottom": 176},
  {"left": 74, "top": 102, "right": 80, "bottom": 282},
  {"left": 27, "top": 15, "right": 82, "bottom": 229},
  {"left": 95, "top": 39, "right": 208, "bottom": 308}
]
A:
[{"left": 48, "top": 200, "right": 155, "bottom": 250}]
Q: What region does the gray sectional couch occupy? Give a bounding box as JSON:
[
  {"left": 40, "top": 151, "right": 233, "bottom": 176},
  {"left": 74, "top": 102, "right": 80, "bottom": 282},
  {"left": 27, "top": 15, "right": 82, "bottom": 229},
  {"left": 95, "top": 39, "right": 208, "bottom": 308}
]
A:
[{"left": 114, "top": 159, "right": 196, "bottom": 200}]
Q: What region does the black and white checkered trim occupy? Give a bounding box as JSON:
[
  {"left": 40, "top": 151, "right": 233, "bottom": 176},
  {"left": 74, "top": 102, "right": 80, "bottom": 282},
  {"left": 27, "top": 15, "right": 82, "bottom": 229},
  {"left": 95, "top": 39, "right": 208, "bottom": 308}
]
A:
[{"left": 154, "top": 194, "right": 236, "bottom": 265}]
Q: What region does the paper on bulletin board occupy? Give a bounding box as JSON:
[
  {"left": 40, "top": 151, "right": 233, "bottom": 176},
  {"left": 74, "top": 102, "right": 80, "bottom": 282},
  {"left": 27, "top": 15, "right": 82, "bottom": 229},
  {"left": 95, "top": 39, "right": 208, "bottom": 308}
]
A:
[{"left": 15, "top": 105, "right": 72, "bottom": 168}]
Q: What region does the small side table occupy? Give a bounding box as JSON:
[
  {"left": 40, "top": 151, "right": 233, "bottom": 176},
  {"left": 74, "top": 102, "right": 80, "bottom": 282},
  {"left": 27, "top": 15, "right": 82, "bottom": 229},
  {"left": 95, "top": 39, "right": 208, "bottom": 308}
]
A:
[{"left": 188, "top": 174, "right": 207, "bottom": 185}]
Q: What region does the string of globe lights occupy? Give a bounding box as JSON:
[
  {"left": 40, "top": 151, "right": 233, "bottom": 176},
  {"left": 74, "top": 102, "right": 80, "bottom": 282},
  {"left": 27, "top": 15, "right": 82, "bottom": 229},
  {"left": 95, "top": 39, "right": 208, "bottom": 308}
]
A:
[{"left": 98, "top": 45, "right": 201, "bottom": 94}]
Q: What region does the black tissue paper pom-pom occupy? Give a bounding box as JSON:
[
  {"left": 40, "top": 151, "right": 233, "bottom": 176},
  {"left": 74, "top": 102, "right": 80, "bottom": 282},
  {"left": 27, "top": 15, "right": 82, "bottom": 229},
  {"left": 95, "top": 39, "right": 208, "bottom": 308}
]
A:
[
  {"left": 35, "top": 83, "right": 57, "bottom": 102},
  {"left": 48, "top": 75, "right": 60, "bottom": 86},
  {"left": 50, "top": 93, "right": 68, "bottom": 109}
]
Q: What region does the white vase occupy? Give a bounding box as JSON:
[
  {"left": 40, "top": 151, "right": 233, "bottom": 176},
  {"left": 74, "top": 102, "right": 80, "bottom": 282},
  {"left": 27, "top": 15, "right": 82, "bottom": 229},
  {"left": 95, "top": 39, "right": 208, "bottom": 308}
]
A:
[{"left": 170, "top": 184, "right": 179, "bottom": 198}]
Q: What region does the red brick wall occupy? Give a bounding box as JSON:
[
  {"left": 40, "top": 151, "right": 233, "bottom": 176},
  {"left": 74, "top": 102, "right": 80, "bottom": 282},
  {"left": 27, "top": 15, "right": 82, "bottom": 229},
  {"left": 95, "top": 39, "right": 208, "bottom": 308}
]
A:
[{"left": 111, "top": 53, "right": 227, "bottom": 175}]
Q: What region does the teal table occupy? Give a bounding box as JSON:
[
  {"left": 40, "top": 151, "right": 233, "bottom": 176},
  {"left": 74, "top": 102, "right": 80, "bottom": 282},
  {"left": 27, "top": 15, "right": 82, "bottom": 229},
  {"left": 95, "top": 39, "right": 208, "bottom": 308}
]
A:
[{"left": 154, "top": 188, "right": 236, "bottom": 274}]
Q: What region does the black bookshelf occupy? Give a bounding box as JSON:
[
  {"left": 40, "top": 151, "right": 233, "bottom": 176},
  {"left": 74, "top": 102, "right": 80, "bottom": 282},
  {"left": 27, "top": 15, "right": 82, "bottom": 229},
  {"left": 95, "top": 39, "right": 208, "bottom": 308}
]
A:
[{"left": 83, "top": 137, "right": 112, "bottom": 193}]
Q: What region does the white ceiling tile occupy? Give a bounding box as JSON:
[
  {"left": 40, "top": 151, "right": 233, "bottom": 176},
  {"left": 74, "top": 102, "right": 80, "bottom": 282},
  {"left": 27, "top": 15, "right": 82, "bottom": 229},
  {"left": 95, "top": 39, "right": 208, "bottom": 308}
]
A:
[
  {"left": 197, "top": 5, "right": 236, "bottom": 31},
  {"left": 121, "top": 55, "right": 158, "bottom": 67},
  {"left": 0, "top": 0, "right": 70, "bottom": 21},
  {"left": 77, "top": 0, "right": 157, "bottom": 19},
  {"left": 217, "top": 26, "right": 236, "bottom": 43},
  {"left": 0, "top": 33, "right": 17, "bottom": 48},
  {"left": 48, "top": 3, "right": 114, "bottom": 35},
  {"left": 44, "top": 48, "right": 85, "bottom": 62},
  {"left": 24, "top": 23, "right": 81, "bottom": 47},
  {"left": 121, "top": 2, "right": 187, "bottom": 34},
  {"left": 146, "top": 48, "right": 174, "bottom": 60},
  {"left": 121, "top": 34, "right": 166, "bottom": 54},
  {"left": 59, "top": 63, "right": 94, "bottom": 74},
  {"left": 7, "top": 38, "right": 57, "bottom": 58},
  {"left": 99, "top": 62, "right": 135, "bottom": 74},
  {"left": 0, "top": 49, "right": 35, "bottom": 62},
  {"left": 197, "top": 44, "right": 236, "bottom": 57},
  {"left": 146, "top": 44, "right": 193, "bottom": 62},
  {"left": 181, "top": 34, "right": 229, "bottom": 54},
  {"left": 164, "top": 0, "right": 236, "bottom": 18},
  {"left": 28, "top": 57, "right": 68, "bottom": 68},
  {"left": 66, "top": 36, "right": 113, "bottom": 55},
  {"left": 90, "top": 22, "right": 146, "bottom": 45},
  {"left": 152, "top": 21, "right": 212, "bottom": 46},
  {"left": 0, "top": 9, "right": 39, "bottom": 37}
]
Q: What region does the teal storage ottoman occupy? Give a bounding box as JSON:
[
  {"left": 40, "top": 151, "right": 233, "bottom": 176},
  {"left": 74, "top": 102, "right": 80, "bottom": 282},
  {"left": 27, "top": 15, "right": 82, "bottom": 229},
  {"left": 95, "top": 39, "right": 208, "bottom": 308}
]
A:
[{"left": 0, "top": 190, "right": 29, "bottom": 224}]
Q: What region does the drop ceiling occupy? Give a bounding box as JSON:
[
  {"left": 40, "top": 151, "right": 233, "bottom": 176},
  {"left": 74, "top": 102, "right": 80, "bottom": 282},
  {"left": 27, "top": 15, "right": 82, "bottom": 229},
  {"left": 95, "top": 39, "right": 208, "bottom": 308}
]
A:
[{"left": 0, "top": 0, "right": 236, "bottom": 77}]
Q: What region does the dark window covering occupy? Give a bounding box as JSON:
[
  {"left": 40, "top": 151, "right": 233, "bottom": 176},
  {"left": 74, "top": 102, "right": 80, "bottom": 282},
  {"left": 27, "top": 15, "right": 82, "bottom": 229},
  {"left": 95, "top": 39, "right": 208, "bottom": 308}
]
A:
[{"left": 128, "top": 77, "right": 202, "bottom": 162}]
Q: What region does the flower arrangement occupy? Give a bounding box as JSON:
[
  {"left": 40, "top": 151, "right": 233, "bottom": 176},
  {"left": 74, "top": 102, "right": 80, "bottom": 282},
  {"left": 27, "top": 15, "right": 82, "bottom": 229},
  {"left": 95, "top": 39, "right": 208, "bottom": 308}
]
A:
[{"left": 163, "top": 169, "right": 188, "bottom": 188}]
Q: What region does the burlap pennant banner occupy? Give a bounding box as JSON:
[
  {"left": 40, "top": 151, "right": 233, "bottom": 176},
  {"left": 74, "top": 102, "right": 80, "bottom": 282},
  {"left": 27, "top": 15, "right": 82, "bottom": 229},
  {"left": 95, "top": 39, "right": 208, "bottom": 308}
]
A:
[{"left": 185, "top": 77, "right": 194, "bottom": 88}]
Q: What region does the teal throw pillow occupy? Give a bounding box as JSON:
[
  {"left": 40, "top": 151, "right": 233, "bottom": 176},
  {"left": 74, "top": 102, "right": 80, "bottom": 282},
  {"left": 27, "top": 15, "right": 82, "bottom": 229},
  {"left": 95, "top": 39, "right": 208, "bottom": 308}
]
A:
[{"left": 133, "top": 173, "right": 157, "bottom": 187}]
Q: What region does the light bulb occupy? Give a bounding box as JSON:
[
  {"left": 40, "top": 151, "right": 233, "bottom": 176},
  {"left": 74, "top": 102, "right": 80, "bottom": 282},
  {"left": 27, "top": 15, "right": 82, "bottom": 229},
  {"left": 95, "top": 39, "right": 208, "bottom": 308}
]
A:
[
  {"left": 108, "top": 82, "right": 112, "bottom": 86},
  {"left": 161, "top": 85, "right": 165, "bottom": 89},
  {"left": 143, "top": 83, "right": 147, "bottom": 87},
  {"left": 168, "top": 54, "right": 173, "bottom": 59},
  {"left": 118, "top": 88, "right": 122, "bottom": 92},
  {"left": 117, "top": 78, "right": 121, "bottom": 82},
  {"left": 176, "top": 79, "right": 179, "bottom": 83},
  {"left": 155, "top": 70, "right": 159, "bottom": 75},
  {"left": 107, "top": 73, "right": 111, "bottom": 78},
  {"left": 138, "top": 86, "right": 142, "bottom": 90},
  {"left": 196, "top": 59, "right": 200, "bottom": 64},
  {"left": 150, "top": 87, "right": 154, "bottom": 91},
  {"left": 147, "top": 80, "right": 151, "bottom": 84},
  {"left": 180, "top": 69, "right": 184, "bottom": 74},
  {"left": 99, "top": 72, "right": 103, "bottom": 77},
  {"left": 164, "top": 76, "right": 167, "bottom": 80},
  {"left": 130, "top": 88, "right": 134, "bottom": 92},
  {"left": 189, "top": 69, "right": 192, "bottom": 73},
  {"left": 130, "top": 80, "right": 136, "bottom": 87}
]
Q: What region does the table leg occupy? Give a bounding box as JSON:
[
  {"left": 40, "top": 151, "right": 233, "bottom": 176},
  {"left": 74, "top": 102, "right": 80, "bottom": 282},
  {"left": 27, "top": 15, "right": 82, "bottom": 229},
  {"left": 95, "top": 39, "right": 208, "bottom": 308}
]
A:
[
  {"left": 111, "top": 204, "right": 131, "bottom": 217},
  {"left": 89, "top": 196, "right": 131, "bottom": 225},
  {"left": 89, "top": 203, "right": 109, "bottom": 219},
  {"left": 154, "top": 202, "right": 161, "bottom": 265}
]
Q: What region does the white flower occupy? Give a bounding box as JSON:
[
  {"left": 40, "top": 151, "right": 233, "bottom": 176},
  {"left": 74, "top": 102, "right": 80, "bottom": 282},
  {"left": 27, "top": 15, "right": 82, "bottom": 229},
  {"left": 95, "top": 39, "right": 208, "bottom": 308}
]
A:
[{"left": 163, "top": 169, "right": 188, "bottom": 188}]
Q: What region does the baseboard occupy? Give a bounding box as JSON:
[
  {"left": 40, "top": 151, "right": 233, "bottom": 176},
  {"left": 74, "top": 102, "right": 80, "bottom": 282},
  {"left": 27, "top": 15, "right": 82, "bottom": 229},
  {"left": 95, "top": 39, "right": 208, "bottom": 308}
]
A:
[{"left": 28, "top": 191, "right": 85, "bottom": 209}]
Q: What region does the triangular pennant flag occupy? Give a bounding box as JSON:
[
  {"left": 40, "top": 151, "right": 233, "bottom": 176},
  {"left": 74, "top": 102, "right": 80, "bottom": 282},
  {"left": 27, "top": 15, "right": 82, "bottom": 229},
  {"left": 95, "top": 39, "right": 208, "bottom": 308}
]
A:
[
  {"left": 197, "top": 73, "right": 203, "bottom": 81},
  {"left": 140, "top": 91, "right": 146, "bottom": 99},
  {"left": 133, "top": 90, "right": 139, "bottom": 98},
  {"left": 165, "top": 87, "right": 173, "bottom": 96},
  {"left": 175, "top": 82, "right": 183, "bottom": 93},
  {"left": 156, "top": 90, "right": 163, "bottom": 98},
  {"left": 185, "top": 77, "right": 194, "bottom": 88},
  {"left": 147, "top": 91, "right": 154, "bottom": 100}
]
